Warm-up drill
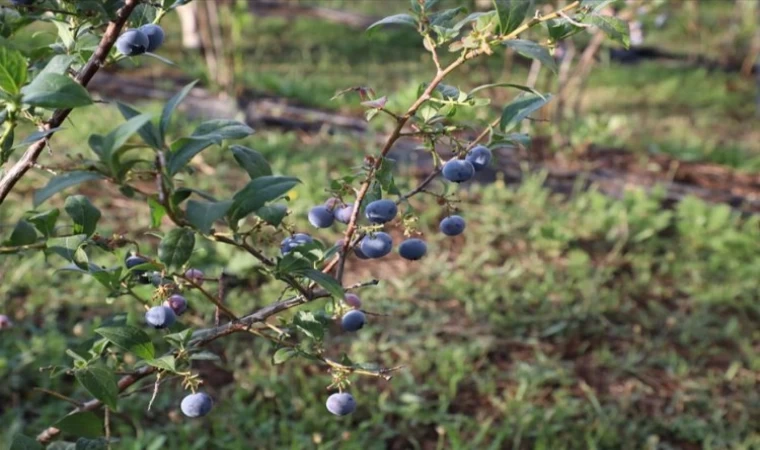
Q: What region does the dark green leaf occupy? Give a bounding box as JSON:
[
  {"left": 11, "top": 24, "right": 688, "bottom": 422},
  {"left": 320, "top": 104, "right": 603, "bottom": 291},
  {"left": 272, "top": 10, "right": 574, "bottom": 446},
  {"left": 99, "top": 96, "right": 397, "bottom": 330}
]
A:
[
  {"left": 429, "top": 7, "right": 466, "bottom": 27},
  {"left": 293, "top": 311, "right": 326, "bottom": 341},
  {"left": 296, "top": 268, "right": 344, "bottom": 299},
  {"left": 256, "top": 203, "right": 288, "bottom": 227},
  {"left": 589, "top": 14, "right": 630, "bottom": 49},
  {"left": 377, "top": 157, "right": 400, "bottom": 195},
  {"left": 164, "top": 328, "right": 193, "bottom": 348},
  {"left": 500, "top": 92, "right": 552, "bottom": 132},
  {"left": 11, "top": 127, "right": 65, "bottom": 150},
  {"left": 158, "top": 228, "right": 195, "bottom": 268},
  {"left": 64, "top": 195, "right": 101, "bottom": 237},
  {"left": 9, "top": 434, "right": 43, "bottom": 450},
  {"left": 160, "top": 80, "right": 198, "bottom": 141},
  {"left": 53, "top": 412, "right": 102, "bottom": 439},
  {"left": 100, "top": 113, "right": 153, "bottom": 166},
  {"left": 33, "top": 171, "right": 105, "bottom": 207},
  {"left": 228, "top": 176, "right": 300, "bottom": 223},
  {"left": 27, "top": 209, "right": 59, "bottom": 237},
  {"left": 367, "top": 14, "right": 417, "bottom": 32},
  {"left": 9, "top": 220, "right": 37, "bottom": 246},
  {"left": 46, "top": 234, "right": 88, "bottom": 265},
  {"left": 452, "top": 12, "right": 491, "bottom": 31},
  {"left": 38, "top": 55, "right": 77, "bottom": 78},
  {"left": 503, "top": 39, "right": 557, "bottom": 73},
  {"left": 47, "top": 442, "right": 76, "bottom": 450},
  {"left": 95, "top": 325, "right": 155, "bottom": 360},
  {"left": 493, "top": 0, "right": 534, "bottom": 35},
  {"left": 145, "top": 355, "right": 176, "bottom": 372},
  {"left": 116, "top": 102, "right": 163, "bottom": 149},
  {"left": 75, "top": 366, "right": 118, "bottom": 410},
  {"left": 21, "top": 73, "right": 92, "bottom": 109},
  {"left": 192, "top": 119, "right": 254, "bottom": 140},
  {"left": 0, "top": 46, "right": 27, "bottom": 95},
  {"left": 230, "top": 145, "right": 271, "bottom": 180},
  {"left": 166, "top": 135, "right": 220, "bottom": 176},
  {"left": 74, "top": 438, "right": 108, "bottom": 450},
  {"left": 272, "top": 347, "right": 297, "bottom": 365},
  {"left": 186, "top": 199, "right": 232, "bottom": 234}
]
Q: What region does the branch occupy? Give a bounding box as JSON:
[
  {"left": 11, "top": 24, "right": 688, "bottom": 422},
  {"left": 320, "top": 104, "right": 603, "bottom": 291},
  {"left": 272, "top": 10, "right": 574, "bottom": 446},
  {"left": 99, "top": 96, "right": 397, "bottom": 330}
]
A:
[{"left": 0, "top": 0, "right": 141, "bottom": 205}]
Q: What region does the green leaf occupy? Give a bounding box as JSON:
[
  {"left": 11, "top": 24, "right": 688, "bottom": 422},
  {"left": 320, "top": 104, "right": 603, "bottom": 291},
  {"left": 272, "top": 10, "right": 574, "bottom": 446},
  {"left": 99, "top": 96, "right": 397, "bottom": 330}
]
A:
[
  {"left": 0, "top": 46, "right": 27, "bottom": 95},
  {"left": 186, "top": 199, "right": 232, "bottom": 234},
  {"left": 228, "top": 176, "right": 300, "bottom": 223},
  {"left": 158, "top": 228, "right": 195, "bottom": 268},
  {"left": 53, "top": 412, "right": 103, "bottom": 439},
  {"left": 116, "top": 102, "right": 163, "bottom": 149},
  {"left": 11, "top": 127, "right": 65, "bottom": 150},
  {"left": 74, "top": 438, "right": 108, "bottom": 450},
  {"left": 21, "top": 73, "right": 92, "bottom": 109},
  {"left": 144, "top": 355, "right": 176, "bottom": 372},
  {"left": 272, "top": 347, "right": 297, "bottom": 365},
  {"left": 160, "top": 80, "right": 198, "bottom": 141},
  {"left": 47, "top": 442, "right": 76, "bottom": 450},
  {"left": 376, "top": 157, "right": 400, "bottom": 195},
  {"left": 164, "top": 328, "right": 193, "bottom": 348},
  {"left": 293, "top": 311, "right": 326, "bottom": 341},
  {"left": 95, "top": 326, "right": 155, "bottom": 360},
  {"left": 192, "top": 119, "right": 254, "bottom": 140},
  {"left": 38, "top": 55, "right": 77, "bottom": 78},
  {"left": 9, "top": 220, "right": 37, "bottom": 246},
  {"left": 469, "top": 82, "right": 546, "bottom": 98},
  {"left": 367, "top": 14, "right": 417, "bottom": 32},
  {"left": 27, "top": 209, "right": 59, "bottom": 237},
  {"left": 64, "top": 195, "right": 101, "bottom": 237},
  {"left": 256, "top": 203, "right": 288, "bottom": 227},
  {"left": 296, "top": 268, "right": 344, "bottom": 299},
  {"left": 75, "top": 366, "right": 118, "bottom": 410},
  {"left": 230, "top": 145, "right": 271, "bottom": 180},
  {"left": 47, "top": 234, "right": 88, "bottom": 265},
  {"left": 500, "top": 92, "right": 552, "bottom": 132},
  {"left": 10, "top": 434, "right": 43, "bottom": 450},
  {"left": 34, "top": 171, "right": 105, "bottom": 207},
  {"left": 147, "top": 197, "right": 166, "bottom": 228},
  {"left": 493, "top": 0, "right": 534, "bottom": 35},
  {"left": 503, "top": 39, "right": 557, "bottom": 73},
  {"left": 589, "top": 14, "right": 630, "bottom": 49},
  {"left": 452, "top": 12, "right": 491, "bottom": 31},
  {"left": 166, "top": 135, "right": 220, "bottom": 176},
  {"left": 100, "top": 113, "right": 153, "bottom": 166}
]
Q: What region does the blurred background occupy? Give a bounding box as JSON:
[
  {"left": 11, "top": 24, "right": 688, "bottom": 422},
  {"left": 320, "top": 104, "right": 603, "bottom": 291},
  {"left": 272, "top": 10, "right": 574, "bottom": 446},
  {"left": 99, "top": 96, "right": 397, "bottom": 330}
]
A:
[{"left": 1, "top": 0, "right": 760, "bottom": 449}]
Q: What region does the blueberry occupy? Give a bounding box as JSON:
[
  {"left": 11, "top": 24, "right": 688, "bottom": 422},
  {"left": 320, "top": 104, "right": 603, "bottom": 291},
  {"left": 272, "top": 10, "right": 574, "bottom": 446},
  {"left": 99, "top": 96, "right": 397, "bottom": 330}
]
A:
[
  {"left": 442, "top": 159, "right": 475, "bottom": 183},
  {"left": 185, "top": 268, "right": 204, "bottom": 286},
  {"left": 150, "top": 272, "right": 172, "bottom": 287},
  {"left": 398, "top": 238, "right": 427, "bottom": 260},
  {"left": 116, "top": 29, "right": 150, "bottom": 56},
  {"left": 439, "top": 215, "right": 466, "bottom": 236},
  {"left": 163, "top": 294, "right": 188, "bottom": 316},
  {"left": 365, "top": 199, "right": 397, "bottom": 224},
  {"left": 11, "top": 0, "right": 33, "bottom": 5},
  {"left": 0, "top": 314, "right": 13, "bottom": 330},
  {"left": 465, "top": 145, "right": 492, "bottom": 171},
  {"left": 138, "top": 24, "right": 164, "bottom": 52},
  {"left": 326, "top": 392, "right": 356, "bottom": 416},
  {"left": 359, "top": 232, "right": 393, "bottom": 258},
  {"left": 125, "top": 254, "right": 148, "bottom": 270},
  {"left": 180, "top": 392, "right": 213, "bottom": 418},
  {"left": 354, "top": 246, "right": 370, "bottom": 260},
  {"left": 324, "top": 198, "right": 341, "bottom": 211},
  {"left": 341, "top": 310, "right": 366, "bottom": 332},
  {"left": 344, "top": 293, "right": 362, "bottom": 309},
  {"left": 333, "top": 205, "right": 354, "bottom": 224},
  {"left": 280, "top": 233, "right": 314, "bottom": 255},
  {"left": 145, "top": 305, "right": 176, "bottom": 329},
  {"left": 308, "top": 205, "right": 335, "bottom": 228}
]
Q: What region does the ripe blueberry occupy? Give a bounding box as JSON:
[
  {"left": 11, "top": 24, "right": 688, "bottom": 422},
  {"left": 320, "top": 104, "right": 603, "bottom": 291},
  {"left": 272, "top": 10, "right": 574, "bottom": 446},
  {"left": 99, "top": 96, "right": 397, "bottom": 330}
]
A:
[
  {"left": 145, "top": 305, "right": 176, "bottom": 329},
  {"left": 341, "top": 310, "right": 366, "bottom": 332},
  {"left": 11, "top": 0, "right": 33, "bottom": 5},
  {"left": 180, "top": 392, "right": 213, "bottom": 418},
  {"left": 185, "top": 268, "right": 204, "bottom": 286},
  {"left": 465, "top": 145, "right": 492, "bottom": 171},
  {"left": 354, "top": 246, "right": 370, "bottom": 260},
  {"left": 398, "top": 238, "right": 427, "bottom": 260},
  {"left": 333, "top": 205, "right": 354, "bottom": 224},
  {"left": 280, "top": 233, "right": 313, "bottom": 255},
  {"left": 0, "top": 314, "right": 13, "bottom": 330},
  {"left": 360, "top": 232, "right": 393, "bottom": 258},
  {"left": 163, "top": 294, "right": 188, "bottom": 316},
  {"left": 116, "top": 29, "right": 150, "bottom": 56},
  {"left": 440, "top": 215, "right": 466, "bottom": 236},
  {"left": 344, "top": 293, "right": 362, "bottom": 309},
  {"left": 138, "top": 24, "right": 164, "bottom": 52},
  {"left": 442, "top": 159, "right": 475, "bottom": 183},
  {"left": 365, "top": 199, "right": 397, "bottom": 224},
  {"left": 326, "top": 392, "right": 356, "bottom": 416},
  {"left": 324, "top": 198, "right": 341, "bottom": 211},
  {"left": 308, "top": 205, "right": 335, "bottom": 228}
]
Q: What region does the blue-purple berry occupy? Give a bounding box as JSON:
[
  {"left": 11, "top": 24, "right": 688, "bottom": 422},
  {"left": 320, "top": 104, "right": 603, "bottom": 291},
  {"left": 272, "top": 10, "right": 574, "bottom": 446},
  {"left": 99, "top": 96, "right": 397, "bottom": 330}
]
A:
[
  {"left": 465, "top": 145, "right": 492, "bottom": 171},
  {"left": 308, "top": 205, "right": 335, "bottom": 228},
  {"left": 440, "top": 215, "right": 466, "bottom": 236},
  {"left": 341, "top": 310, "right": 366, "bottom": 332},
  {"left": 145, "top": 305, "right": 176, "bottom": 329},
  {"left": 398, "top": 238, "right": 427, "bottom": 261},
  {"left": 116, "top": 29, "right": 149, "bottom": 56},
  {"left": 163, "top": 294, "right": 187, "bottom": 316},
  {"left": 280, "top": 233, "right": 314, "bottom": 255},
  {"left": 442, "top": 159, "right": 475, "bottom": 183},
  {"left": 138, "top": 24, "right": 164, "bottom": 52},
  {"left": 365, "top": 199, "right": 397, "bottom": 224},
  {"left": 326, "top": 392, "right": 356, "bottom": 416},
  {"left": 360, "top": 232, "right": 393, "bottom": 258},
  {"left": 180, "top": 392, "right": 213, "bottom": 417},
  {"left": 333, "top": 205, "right": 353, "bottom": 224}
]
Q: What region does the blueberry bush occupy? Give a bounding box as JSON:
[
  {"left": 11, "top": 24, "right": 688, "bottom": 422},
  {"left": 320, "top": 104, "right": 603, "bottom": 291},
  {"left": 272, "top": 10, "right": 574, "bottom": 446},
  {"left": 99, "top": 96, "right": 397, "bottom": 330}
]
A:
[{"left": 0, "top": 0, "right": 630, "bottom": 447}]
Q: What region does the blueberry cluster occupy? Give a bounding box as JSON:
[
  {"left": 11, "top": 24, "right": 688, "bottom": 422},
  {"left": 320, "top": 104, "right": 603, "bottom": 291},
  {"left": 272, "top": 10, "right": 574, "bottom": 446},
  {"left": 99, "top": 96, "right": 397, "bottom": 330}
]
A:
[{"left": 115, "top": 24, "right": 165, "bottom": 56}]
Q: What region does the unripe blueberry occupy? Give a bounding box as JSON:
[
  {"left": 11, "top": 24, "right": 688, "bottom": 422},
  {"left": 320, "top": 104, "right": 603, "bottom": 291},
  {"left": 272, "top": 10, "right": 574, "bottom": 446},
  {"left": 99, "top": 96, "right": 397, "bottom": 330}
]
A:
[
  {"left": 180, "top": 392, "right": 213, "bottom": 418},
  {"left": 360, "top": 232, "right": 393, "bottom": 258},
  {"left": 185, "top": 268, "right": 204, "bottom": 286},
  {"left": 138, "top": 24, "right": 164, "bottom": 52},
  {"left": 365, "top": 199, "right": 397, "bottom": 224},
  {"left": 344, "top": 293, "right": 362, "bottom": 309},
  {"left": 145, "top": 305, "right": 176, "bottom": 329},
  {"left": 280, "top": 233, "right": 314, "bottom": 255},
  {"left": 465, "top": 145, "right": 492, "bottom": 171},
  {"left": 163, "top": 294, "right": 188, "bottom": 316},
  {"left": 341, "top": 310, "right": 366, "bottom": 332},
  {"left": 0, "top": 314, "right": 13, "bottom": 330},
  {"left": 398, "top": 238, "right": 427, "bottom": 261},
  {"left": 326, "top": 392, "right": 356, "bottom": 416},
  {"left": 116, "top": 29, "right": 150, "bottom": 56},
  {"left": 442, "top": 159, "right": 475, "bottom": 183},
  {"left": 439, "top": 215, "right": 466, "bottom": 236},
  {"left": 333, "top": 205, "right": 353, "bottom": 224},
  {"left": 308, "top": 205, "right": 335, "bottom": 228}
]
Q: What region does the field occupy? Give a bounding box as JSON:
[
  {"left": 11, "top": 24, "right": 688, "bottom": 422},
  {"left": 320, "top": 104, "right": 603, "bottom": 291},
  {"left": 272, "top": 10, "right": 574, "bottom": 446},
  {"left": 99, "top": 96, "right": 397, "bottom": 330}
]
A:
[{"left": 1, "top": 1, "right": 759, "bottom": 449}]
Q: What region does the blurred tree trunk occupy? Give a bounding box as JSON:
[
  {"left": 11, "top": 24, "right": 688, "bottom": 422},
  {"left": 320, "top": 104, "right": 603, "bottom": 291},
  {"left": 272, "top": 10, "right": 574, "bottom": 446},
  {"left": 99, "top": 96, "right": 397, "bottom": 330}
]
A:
[{"left": 176, "top": 3, "right": 202, "bottom": 50}]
